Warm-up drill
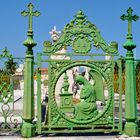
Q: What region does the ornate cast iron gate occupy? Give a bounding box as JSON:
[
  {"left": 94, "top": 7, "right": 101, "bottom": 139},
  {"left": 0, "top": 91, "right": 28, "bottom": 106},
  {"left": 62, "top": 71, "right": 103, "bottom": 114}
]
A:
[{"left": 36, "top": 11, "right": 123, "bottom": 134}]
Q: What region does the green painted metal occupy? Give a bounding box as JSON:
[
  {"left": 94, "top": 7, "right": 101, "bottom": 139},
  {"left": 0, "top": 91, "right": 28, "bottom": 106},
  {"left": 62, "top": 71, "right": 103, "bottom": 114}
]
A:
[
  {"left": 118, "top": 59, "right": 123, "bottom": 131},
  {"left": 60, "top": 73, "right": 74, "bottom": 113},
  {"left": 37, "top": 56, "right": 123, "bottom": 133},
  {"left": 120, "top": 7, "right": 139, "bottom": 136},
  {"left": 43, "top": 10, "right": 118, "bottom": 55},
  {"left": 0, "top": 48, "right": 14, "bottom": 129},
  {"left": 74, "top": 75, "right": 98, "bottom": 120},
  {"left": 136, "top": 60, "right": 140, "bottom": 103},
  {"left": 0, "top": 48, "right": 23, "bottom": 132},
  {"left": 0, "top": 3, "right": 139, "bottom": 137},
  {"left": 21, "top": 3, "right": 40, "bottom": 138},
  {"left": 120, "top": 7, "right": 139, "bottom": 36},
  {"left": 36, "top": 10, "right": 124, "bottom": 135},
  {"left": 21, "top": 3, "right": 40, "bottom": 32},
  {"left": 19, "top": 4, "right": 140, "bottom": 137},
  {"left": 37, "top": 53, "right": 42, "bottom": 134}
]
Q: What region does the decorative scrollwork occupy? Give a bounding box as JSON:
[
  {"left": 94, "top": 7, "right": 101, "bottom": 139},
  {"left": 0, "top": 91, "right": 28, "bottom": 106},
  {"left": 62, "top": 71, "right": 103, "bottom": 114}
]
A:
[
  {"left": 0, "top": 48, "right": 23, "bottom": 131},
  {"left": 43, "top": 10, "right": 118, "bottom": 55},
  {"left": 0, "top": 103, "right": 23, "bottom": 130},
  {"left": 9, "top": 113, "right": 23, "bottom": 129}
]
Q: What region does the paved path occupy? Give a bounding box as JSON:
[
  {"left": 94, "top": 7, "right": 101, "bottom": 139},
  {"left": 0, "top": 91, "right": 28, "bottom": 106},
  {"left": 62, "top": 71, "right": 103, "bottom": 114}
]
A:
[
  {"left": 0, "top": 133, "right": 140, "bottom": 140},
  {"left": 0, "top": 135, "right": 140, "bottom": 140},
  {"left": 1, "top": 91, "right": 140, "bottom": 140}
]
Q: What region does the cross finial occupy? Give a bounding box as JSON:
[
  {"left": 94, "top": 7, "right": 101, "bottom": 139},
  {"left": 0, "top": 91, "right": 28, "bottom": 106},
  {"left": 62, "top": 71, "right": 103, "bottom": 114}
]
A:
[
  {"left": 21, "top": 3, "right": 40, "bottom": 32},
  {"left": 120, "top": 7, "right": 139, "bottom": 35}
]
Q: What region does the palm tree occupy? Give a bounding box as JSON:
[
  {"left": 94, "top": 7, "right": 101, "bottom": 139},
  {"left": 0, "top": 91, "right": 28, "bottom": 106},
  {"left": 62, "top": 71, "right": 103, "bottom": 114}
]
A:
[{"left": 5, "top": 58, "right": 17, "bottom": 75}]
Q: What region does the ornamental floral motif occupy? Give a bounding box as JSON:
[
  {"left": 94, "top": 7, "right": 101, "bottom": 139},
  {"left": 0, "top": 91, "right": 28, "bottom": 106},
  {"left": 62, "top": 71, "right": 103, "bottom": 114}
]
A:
[{"left": 73, "top": 34, "right": 91, "bottom": 53}]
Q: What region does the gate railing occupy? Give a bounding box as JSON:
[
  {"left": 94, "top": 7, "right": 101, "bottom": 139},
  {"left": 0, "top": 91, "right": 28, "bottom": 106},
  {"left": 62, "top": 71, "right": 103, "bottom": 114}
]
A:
[
  {"left": 114, "top": 59, "right": 140, "bottom": 104},
  {"left": 135, "top": 60, "right": 140, "bottom": 104},
  {"left": 0, "top": 48, "right": 24, "bottom": 133},
  {"left": 135, "top": 59, "right": 140, "bottom": 129}
]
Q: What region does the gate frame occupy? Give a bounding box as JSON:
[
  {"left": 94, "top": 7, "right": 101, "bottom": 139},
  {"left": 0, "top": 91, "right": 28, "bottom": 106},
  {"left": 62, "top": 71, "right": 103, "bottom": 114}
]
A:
[
  {"left": 35, "top": 9, "right": 125, "bottom": 135},
  {"left": 36, "top": 53, "right": 123, "bottom": 134}
]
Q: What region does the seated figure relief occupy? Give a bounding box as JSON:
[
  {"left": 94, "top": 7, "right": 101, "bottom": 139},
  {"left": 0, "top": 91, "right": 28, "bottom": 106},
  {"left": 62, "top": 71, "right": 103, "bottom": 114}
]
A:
[{"left": 74, "top": 75, "right": 98, "bottom": 120}]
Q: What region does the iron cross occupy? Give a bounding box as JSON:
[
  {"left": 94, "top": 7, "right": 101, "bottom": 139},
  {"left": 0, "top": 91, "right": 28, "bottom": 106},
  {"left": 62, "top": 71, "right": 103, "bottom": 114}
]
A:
[
  {"left": 120, "top": 7, "right": 139, "bottom": 35},
  {"left": 21, "top": 3, "right": 40, "bottom": 32}
]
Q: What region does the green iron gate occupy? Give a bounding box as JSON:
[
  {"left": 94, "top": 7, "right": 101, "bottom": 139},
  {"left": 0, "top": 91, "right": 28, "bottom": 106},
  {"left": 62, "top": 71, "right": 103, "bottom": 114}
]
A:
[
  {"left": 36, "top": 11, "right": 123, "bottom": 134},
  {"left": 0, "top": 48, "right": 23, "bottom": 132}
]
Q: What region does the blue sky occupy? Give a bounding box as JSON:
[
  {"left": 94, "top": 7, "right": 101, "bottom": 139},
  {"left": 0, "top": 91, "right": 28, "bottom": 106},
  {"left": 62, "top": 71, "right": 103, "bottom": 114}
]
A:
[{"left": 0, "top": 0, "right": 140, "bottom": 59}]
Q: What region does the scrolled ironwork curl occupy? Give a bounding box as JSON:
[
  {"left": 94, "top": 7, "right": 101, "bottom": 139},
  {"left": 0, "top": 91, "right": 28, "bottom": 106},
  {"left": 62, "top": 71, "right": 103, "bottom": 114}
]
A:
[{"left": 9, "top": 113, "right": 23, "bottom": 129}]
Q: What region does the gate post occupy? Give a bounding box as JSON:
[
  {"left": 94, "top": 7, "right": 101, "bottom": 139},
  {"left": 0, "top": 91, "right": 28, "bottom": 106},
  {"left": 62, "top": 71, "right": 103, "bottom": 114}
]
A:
[
  {"left": 21, "top": 3, "right": 40, "bottom": 137},
  {"left": 120, "top": 7, "right": 139, "bottom": 136}
]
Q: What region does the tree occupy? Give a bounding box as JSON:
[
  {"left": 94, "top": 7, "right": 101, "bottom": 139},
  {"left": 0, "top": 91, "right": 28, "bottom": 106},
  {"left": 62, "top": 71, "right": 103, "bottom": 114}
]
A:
[{"left": 5, "top": 58, "right": 17, "bottom": 75}]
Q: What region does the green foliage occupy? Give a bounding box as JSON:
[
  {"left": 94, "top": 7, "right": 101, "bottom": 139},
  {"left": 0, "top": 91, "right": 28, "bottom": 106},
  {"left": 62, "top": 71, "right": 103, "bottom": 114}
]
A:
[{"left": 5, "top": 58, "right": 17, "bottom": 75}]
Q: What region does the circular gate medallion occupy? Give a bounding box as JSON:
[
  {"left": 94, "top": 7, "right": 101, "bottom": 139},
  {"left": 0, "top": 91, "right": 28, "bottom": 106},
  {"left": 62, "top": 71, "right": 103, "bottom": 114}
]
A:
[
  {"left": 73, "top": 35, "right": 91, "bottom": 53},
  {"left": 52, "top": 63, "right": 113, "bottom": 124}
]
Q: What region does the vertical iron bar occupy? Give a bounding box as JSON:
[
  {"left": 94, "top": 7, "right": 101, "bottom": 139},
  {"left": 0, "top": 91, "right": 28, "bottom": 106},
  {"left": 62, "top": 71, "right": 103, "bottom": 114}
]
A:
[
  {"left": 11, "top": 75, "right": 14, "bottom": 111},
  {"left": 118, "top": 59, "right": 122, "bottom": 131},
  {"left": 112, "top": 60, "right": 115, "bottom": 130},
  {"left": 48, "top": 56, "right": 51, "bottom": 130},
  {"left": 37, "top": 53, "right": 42, "bottom": 134}
]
